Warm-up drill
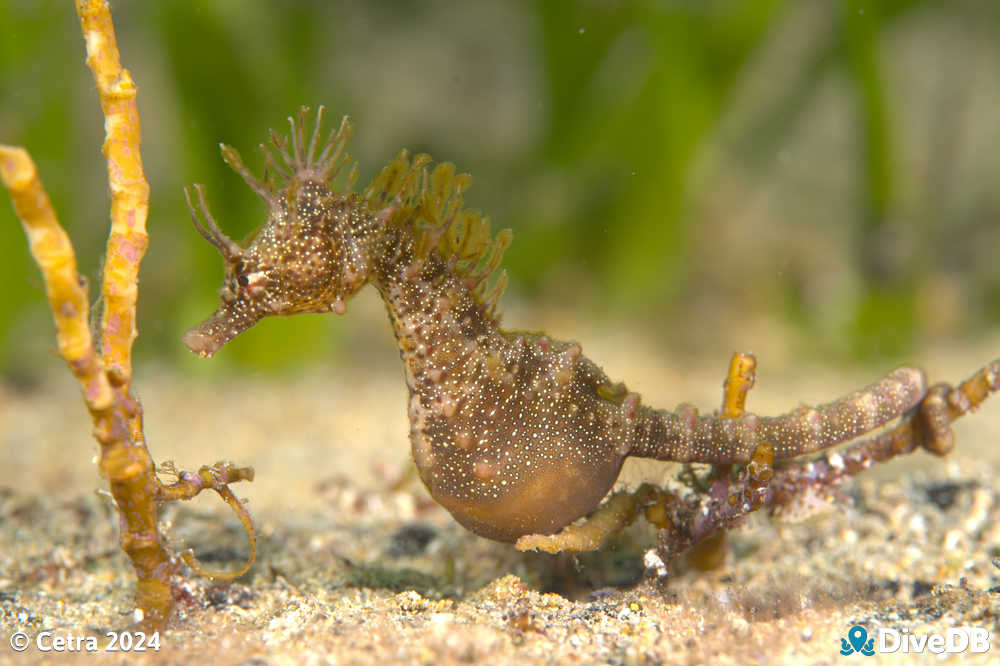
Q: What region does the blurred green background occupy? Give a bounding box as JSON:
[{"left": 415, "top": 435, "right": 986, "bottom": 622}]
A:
[{"left": 2, "top": 0, "right": 999, "bottom": 381}]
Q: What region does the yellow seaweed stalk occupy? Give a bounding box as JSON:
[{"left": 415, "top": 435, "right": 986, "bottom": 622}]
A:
[{"left": 1, "top": 0, "right": 255, "bottom": 629}]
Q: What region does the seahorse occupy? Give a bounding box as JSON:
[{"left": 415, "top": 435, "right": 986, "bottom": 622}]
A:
[{"left": 183, "top": 107, "right": 927, "bottom": 543}]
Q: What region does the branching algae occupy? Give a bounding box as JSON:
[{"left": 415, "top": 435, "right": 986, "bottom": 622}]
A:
[
  {"left": 3, "top": 1, "right": 256, "bottom": 630},
  {"left": 186, "top": 108, "right": 1000, "bottom": 571}
]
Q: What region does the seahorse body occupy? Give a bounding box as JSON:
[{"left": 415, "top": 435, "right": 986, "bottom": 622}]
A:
[{"left": 184, "top": 108, "right": 927, "bottom": 542}]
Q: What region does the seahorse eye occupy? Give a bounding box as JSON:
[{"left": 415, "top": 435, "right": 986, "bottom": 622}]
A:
[{"left": 236, "top": 274, "right": 249, "bottom": 287}]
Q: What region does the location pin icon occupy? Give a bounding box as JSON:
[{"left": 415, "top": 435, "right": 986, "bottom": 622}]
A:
[{"left": 848, "top": 626, "right": 868, "bottom": 653}]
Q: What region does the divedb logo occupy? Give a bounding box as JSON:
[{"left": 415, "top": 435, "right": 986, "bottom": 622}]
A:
[{"left": 839, "top": 624, "right": 991, "bottom": 656}]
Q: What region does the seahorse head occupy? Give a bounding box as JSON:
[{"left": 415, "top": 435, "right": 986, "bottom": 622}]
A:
[{"left": 183, "top": 108, "right": 372, "bottom": 357}]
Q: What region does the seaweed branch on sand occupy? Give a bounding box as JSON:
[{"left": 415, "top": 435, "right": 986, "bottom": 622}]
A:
[{"left": 1, "top": 0, "right": 256, "bottom": 630}]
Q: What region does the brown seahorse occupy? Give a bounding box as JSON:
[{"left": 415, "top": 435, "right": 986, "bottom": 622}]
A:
[{"left": 183, "top": 107, "right": 933, "bottom": 544}]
